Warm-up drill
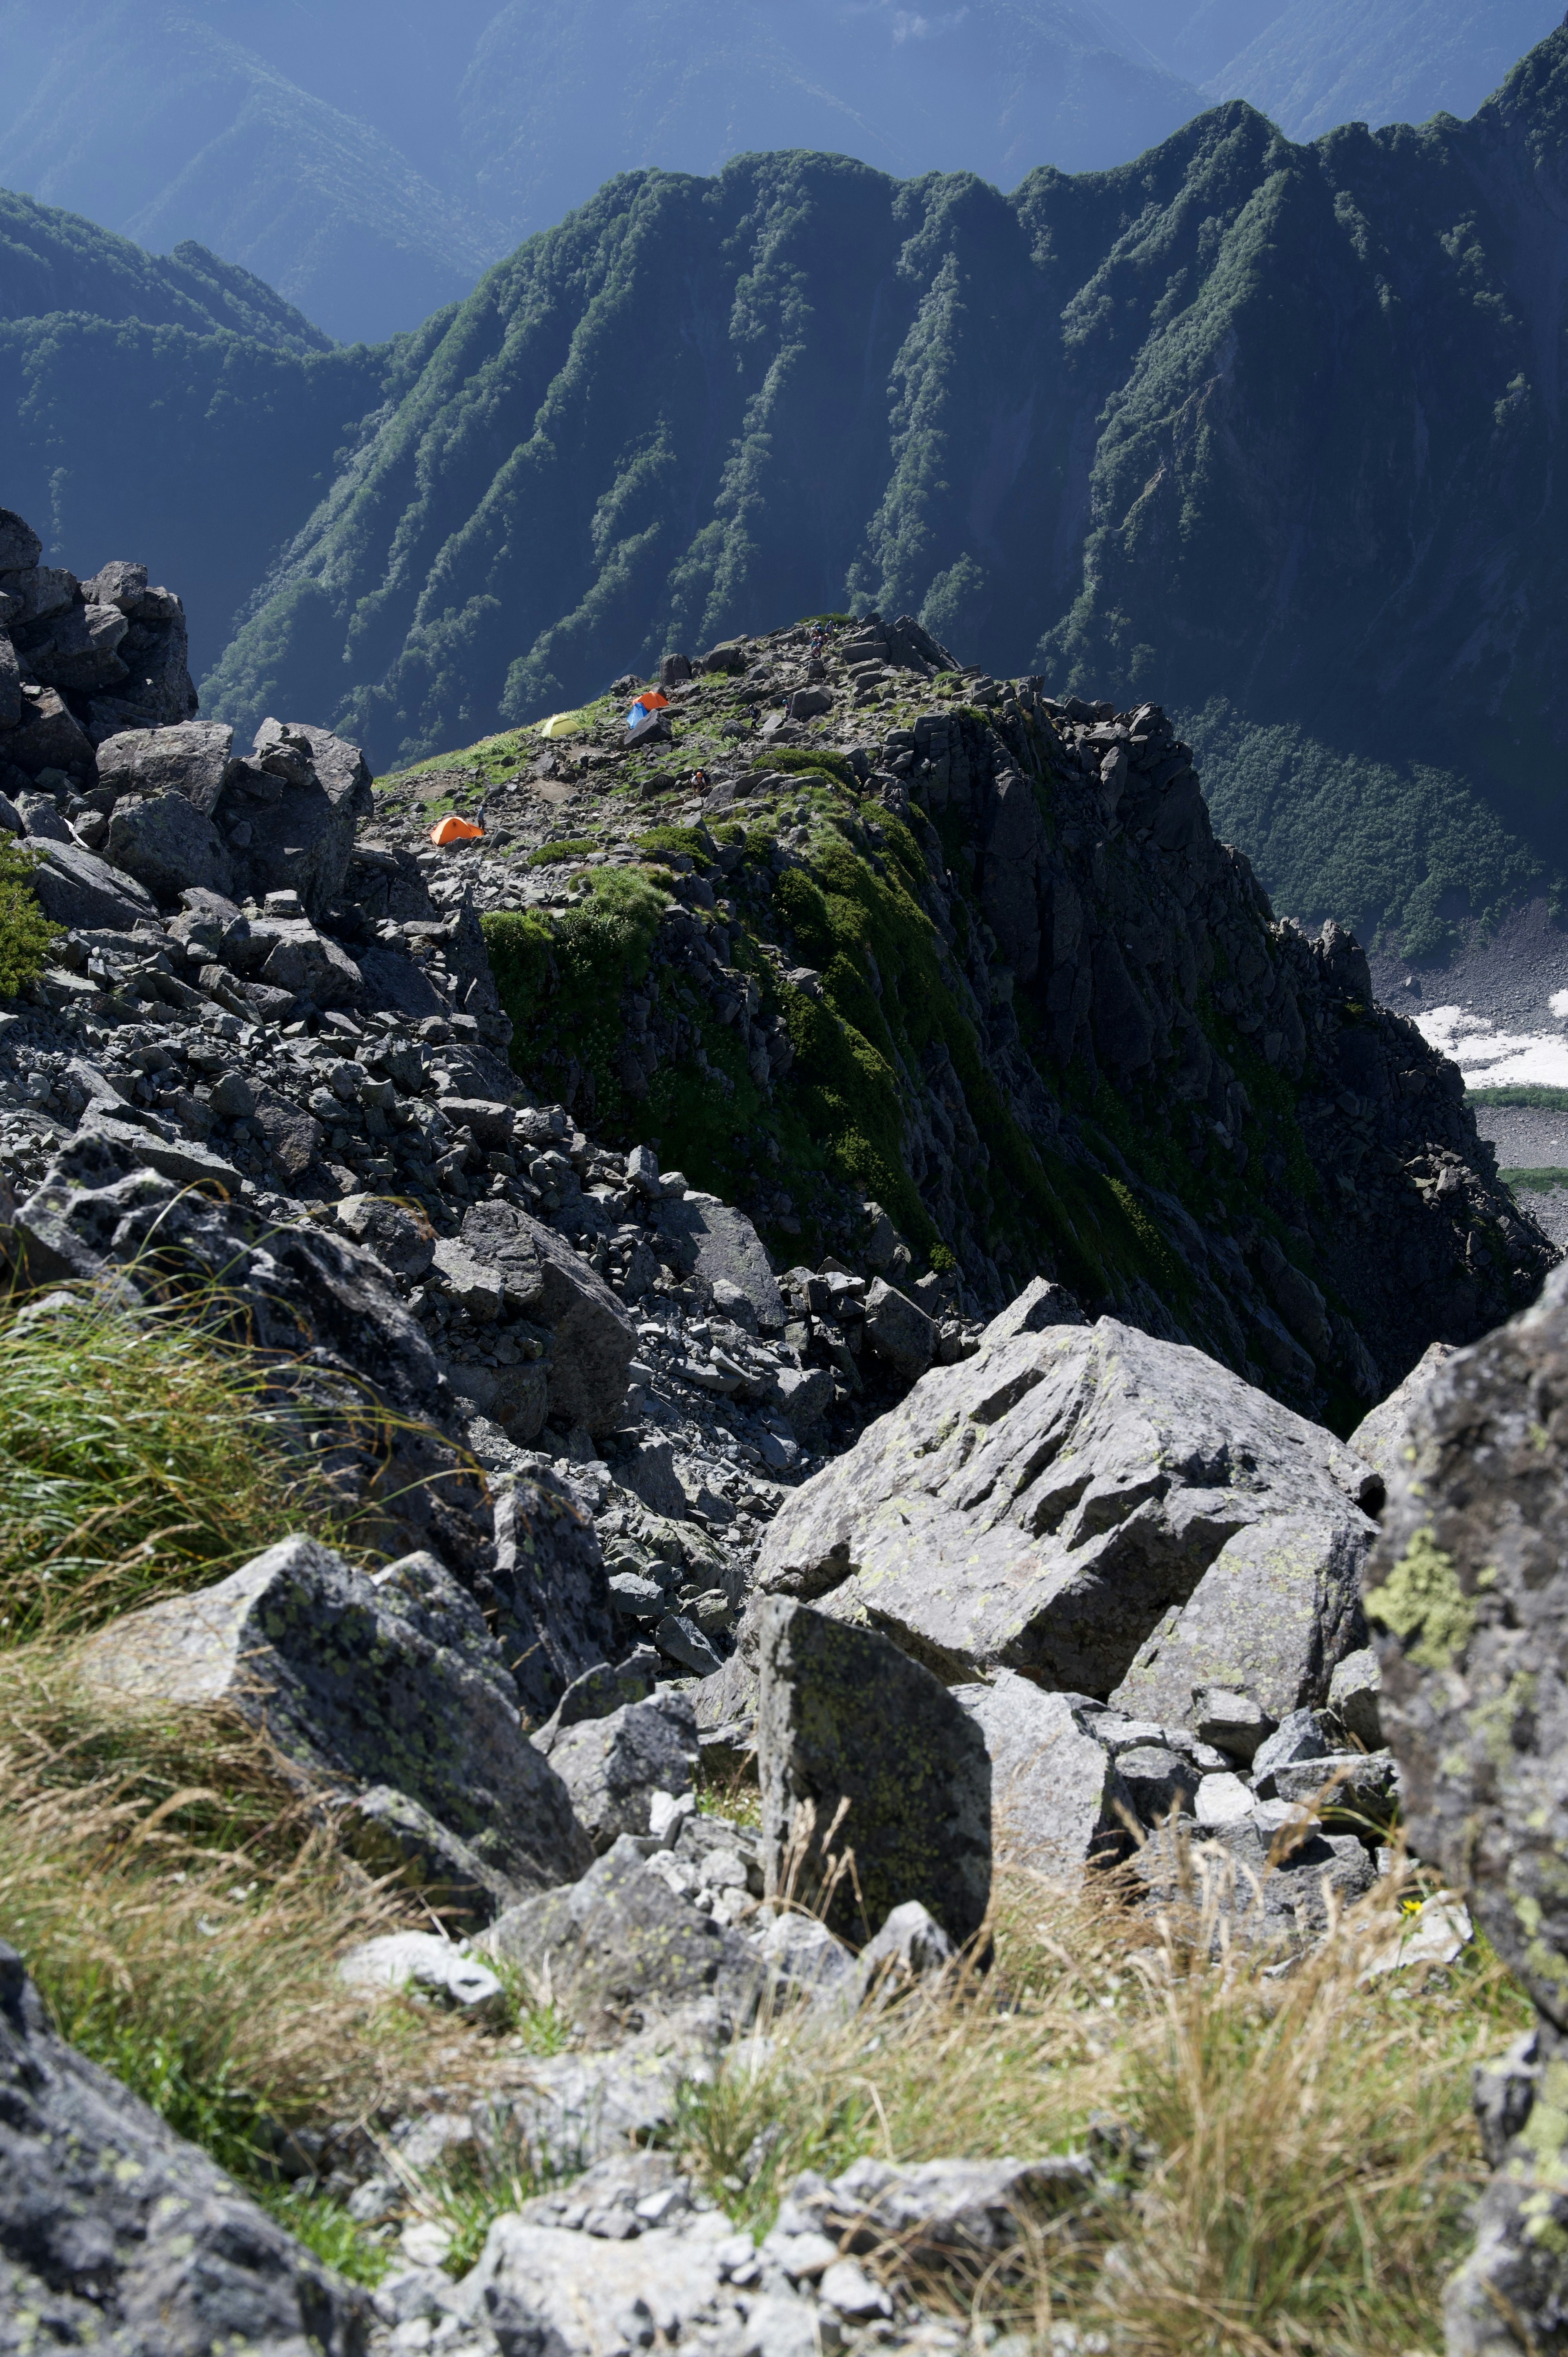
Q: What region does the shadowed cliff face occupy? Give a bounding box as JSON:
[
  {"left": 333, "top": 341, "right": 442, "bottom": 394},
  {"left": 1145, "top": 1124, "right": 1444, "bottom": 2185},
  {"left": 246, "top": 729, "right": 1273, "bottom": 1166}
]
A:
[{"left": 185, "top": 30, "right": 1568, "bottom": 961}]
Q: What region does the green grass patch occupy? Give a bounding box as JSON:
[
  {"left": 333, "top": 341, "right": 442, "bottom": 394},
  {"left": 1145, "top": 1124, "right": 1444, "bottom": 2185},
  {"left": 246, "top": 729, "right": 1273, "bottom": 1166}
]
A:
[
  {"left": 1470, "top": 1085, "right": 1568, "bottom": 1109},
  {"left": 5, "top": 836, "right": 63, "bottom": 997},
  {"left": 634, "top": 825, "right": 711, "bottom": 867},
  {"left": 1500, "top": 1167, "right": 1568, "bottom": 1194},
  {"left": 521, "top": 837, "right": 597, "bottom": 869},
  {"left": 0, "top": 1289, "right": 359, "bottom": 1647},
  {"left": 752, "top": 747, "right": 859, "bottom": 790}
]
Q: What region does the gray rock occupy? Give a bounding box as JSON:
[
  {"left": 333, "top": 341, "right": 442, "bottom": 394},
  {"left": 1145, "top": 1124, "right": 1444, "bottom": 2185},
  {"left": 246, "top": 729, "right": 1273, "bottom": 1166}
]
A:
[
  {"left": 982, "top": 1272, "right": 1089, "bottom": 1338},
  {"left": 1347, "top": 1339, "right": 1454, "bottom": 1486},
  {"left": 1260, "top": 1749, "right": 1400, "bottom": 1828},
  {"left": 772, "top": 1362, "right": 833, "bottom": 1430},
  {"left": 96, "top": 721, "right": 236, "bottom": 816},
  {"left": 8, "top": 684, "right": 96, "bottom": 774},
  {"left": 446, "top": 1356, "right": 549, "bottom": 1443},
  {"left": 243, "top": 916, "right": 363, "bottom": 1008},
  {"left": 779, "top": 2151, "right": 1093, "bottom": 2267},
  {"left": 1108, "top": 1515, "right": 1372, "bottom": 1731},
  {"left": 337, "top": 1783, "right": 522, "bottom": 1927},
  {"left": 339, "top": 1931, "right": 504, "bottom": 2016},
  {"left": 655, "top": 1190, "right": 784, "bottom": 1328},
  {"left": 106, "top": 787, "right": 234, "bottom": 905},
  {"left": 469, "top": 2005, "right": 724, "bottom": 2178},
  {"left": 457, "top": 2196, "right": 737, "bottom": 2355},
  {"left": 544, "top": 1693, "right": 699, "bottom": 1851},
  {"left": 75, "top": 1112, "right": 241, "bottom": 1193},
  {"left": 1472, "top": 2029, "right": 1541, "bottom": 2169},
  {"left": 1194, "top": 1687, "right": 1276, "bottom": 1762},
  {"left": 80, "top": 558, "right": 148, "bottom": 612},
  {"left": 756, "top": 1316, "right": 1376, "bottom": 1690},
  {"left": 76, "top": 1536, "right": 591, "bottom": 1902},
  {"left": 334, "top": 1191, "right": 437, "bottom": 1278},
  {"left": 222, "top": 719, "right": 374, "bottom": 921},
  {"left": 22, "top": 600, "right": 129, "bottom": 693},
  {"left": 490, "top": 1477, "right": 619, "bottom": 1723},
  {"left": 460, "top": 1199, "right": 636, "bottom": 1432},
  {"left": 953, "top": 1672, "right": 1132, "bottom": 1874},
  {"left": 0, "top": 508, "right": 41, "bottom": 569},
  {"left": 0, "top": 632, "right": 19, "bottom": 730},
  {"left": 0, "top": 1941, "right": 367, "bottom": 2354},
  {"left": 1115, "top": 1742, "right": 1200, "bottom": 1823},
  {"left": 655, "top": 1609, "right": 723, "bottom": 1675},
  {"left": 1445, "top": 2018, "right": 1568, "bottom": 2357},
  {"left": 862, "top": 1274, "right": 935, "bottom": 1380},
  {"left": 616, "top": 1437, "right": 688, "bottom": 1519},
  {"left": 481, "top": 1838, "right": 760, "bottom": 2043},
  {"left": 437, "top": 1095, "right": 514, "bottom": 1151},
  {"left": 1250, "top": 1707, "right": 1330, "bottom": 1780},
  {"left": 16, "top": 789, "right": 71, "bottom": 841},
  {"left": 26, "top": 836, "right": 158, "bottom": 931},
  {"left": 1366, "top": 1259, "right": 1568, "bottom": 2023},
  {"left": 1325, "top": 1644, "right": 1383, "bottom": 1750},
  {"left": 757, "top": 1598, "right": 991, "bottom": 1947},
  {"left": 852, "top": 1899, "right": 956, "bottom": 1999},
  {"left": 532, "top": 1647, "right": 661, "bottom": 1748}
]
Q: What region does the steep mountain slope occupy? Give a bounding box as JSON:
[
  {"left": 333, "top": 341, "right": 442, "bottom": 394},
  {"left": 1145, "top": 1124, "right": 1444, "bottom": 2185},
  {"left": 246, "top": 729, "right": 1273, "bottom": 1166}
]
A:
[
  {"left": 194, "top": 29, "right": 1568, "bottom": 961},
  {"left": 0, "top": 187, "right": 443, "bottom": 673}
]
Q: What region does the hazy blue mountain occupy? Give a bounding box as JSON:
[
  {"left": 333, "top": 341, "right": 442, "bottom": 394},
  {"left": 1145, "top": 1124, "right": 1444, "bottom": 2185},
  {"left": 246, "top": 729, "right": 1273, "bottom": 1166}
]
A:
[
  {"left": 1107, "top": 0, "right": 1565, "bottom": 133},
  {"left": 0, "top": 0, "right": 510, "bottom": 343},
  {"left": 0, "top": 0, "right": 1198, "bottom": 341}
]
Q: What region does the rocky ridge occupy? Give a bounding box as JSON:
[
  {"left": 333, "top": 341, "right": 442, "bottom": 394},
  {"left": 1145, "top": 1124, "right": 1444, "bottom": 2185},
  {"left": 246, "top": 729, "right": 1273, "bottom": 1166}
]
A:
[{"left": 0, "top": 502, "right": 1547, "bottom": 2354}]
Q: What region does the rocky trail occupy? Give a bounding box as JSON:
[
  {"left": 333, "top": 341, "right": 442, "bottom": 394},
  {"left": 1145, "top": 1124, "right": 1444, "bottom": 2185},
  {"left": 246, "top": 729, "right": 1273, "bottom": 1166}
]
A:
[{"left": 0, "top": 504, "right": 1563, "bottom": 2353}]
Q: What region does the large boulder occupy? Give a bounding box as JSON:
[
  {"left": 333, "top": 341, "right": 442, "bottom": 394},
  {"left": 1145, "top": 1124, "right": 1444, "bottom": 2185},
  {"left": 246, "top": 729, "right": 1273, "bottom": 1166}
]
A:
[
  {"left": 106, "top": 788, "right": 235, "bottom": 906},
  {"left": 76, "top": 1537, "right": 592, "bottom": 1904},
  {"left": 459, "top": 1199, "right": 636, "bottom": 1434},
  {"left": 755, "top": 1311, "right": 1378, "bottom": 1691},
  {"left": 217, "top": 719, "right": 374, "bottom": 922},
  {"left": 25, "top": 837, "right": 158, "bottom": 931},
  {"left": 1365, "top": 1264, "right": 1568, "bottom": 2351},
  {"left": 0, "top": 1942, "right": 366, "bottom": 2354},
  {"left": 1108, "top": 1514, "right": 1372, "bottom": 1730},
  {"left": 7, "top": 684, "right": 95, "bottom": 775},
  {"left": 654, "top": 1190, "right": 784, "bottom": 1329},
  {"left": 1347, "top": 1339, "right": 1455, "bottom": 1486},
  {"left": 756, "top": 1598, "right": 991, "bottom": 1948},
  {"left": 96, "top": 721, "right": 236, "bottom": 815}
]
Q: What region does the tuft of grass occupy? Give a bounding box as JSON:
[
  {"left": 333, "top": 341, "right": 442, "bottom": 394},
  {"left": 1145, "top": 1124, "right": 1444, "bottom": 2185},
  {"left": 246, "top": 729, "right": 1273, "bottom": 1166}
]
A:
[
  {"left": 0, "top": 834, "right": 63, "bottom": 996},
  {"left": 0, "top": 1287, "right": 355, "bottom": 1646},
  {"left": 256, "top": 2183, "right": 392, "bottom": 2286},
  {"left": 522, "top": 837, "right": 597, "bottom": 869},
  {"left": 0, "top": 1657, "right": 428, "bottom": 2173},
  {"left": 677, "top": 1857, "right": 1528, "bottom": 2350},
  {"left": 1499, "top": 1166, "right": 1568, "bottom": 1193}
]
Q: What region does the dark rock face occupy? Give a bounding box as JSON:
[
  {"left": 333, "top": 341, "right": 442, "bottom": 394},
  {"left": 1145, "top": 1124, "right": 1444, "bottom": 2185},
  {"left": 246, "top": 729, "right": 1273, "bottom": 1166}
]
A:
[
  {"left": 756, "top": 1597, "right": 991, "bottom": 1949},
  {"left": 1367, "top": 1263, "right": 1568, "bottom": 2353},
  {"left": 0, "top": 1940, "right": 368, "bottom": 2355},
  {"left": 77, "top": 1536, "right": 593, "bottom": 1904}
]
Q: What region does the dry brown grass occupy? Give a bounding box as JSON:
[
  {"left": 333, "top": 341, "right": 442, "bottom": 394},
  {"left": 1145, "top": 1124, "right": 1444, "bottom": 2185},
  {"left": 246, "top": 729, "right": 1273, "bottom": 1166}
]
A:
[
  {"left": 679, "top": 1850, "right": 1530, "bottom": 2356},
  {"left": 0, "top": 1644, "right": 521, "bottom": 2186}
]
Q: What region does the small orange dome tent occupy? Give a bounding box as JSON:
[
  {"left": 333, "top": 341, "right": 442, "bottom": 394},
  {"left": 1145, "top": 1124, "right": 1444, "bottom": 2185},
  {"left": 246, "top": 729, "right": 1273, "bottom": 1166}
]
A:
[{"left": 430, "top": 814, "right": 483, "bottom": 844}]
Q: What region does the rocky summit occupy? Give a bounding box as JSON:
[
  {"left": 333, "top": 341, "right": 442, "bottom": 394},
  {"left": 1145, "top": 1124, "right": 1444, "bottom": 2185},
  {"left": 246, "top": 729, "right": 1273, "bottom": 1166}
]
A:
[{"left": 0, "top": 502, "right": 1560, "bottom": 2355}]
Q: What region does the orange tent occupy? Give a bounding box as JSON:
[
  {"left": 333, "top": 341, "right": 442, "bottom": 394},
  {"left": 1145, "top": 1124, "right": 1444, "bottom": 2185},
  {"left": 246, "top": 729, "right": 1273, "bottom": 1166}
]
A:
[{"left": 430, "top": 814, "right": 483, "bottom": 844}]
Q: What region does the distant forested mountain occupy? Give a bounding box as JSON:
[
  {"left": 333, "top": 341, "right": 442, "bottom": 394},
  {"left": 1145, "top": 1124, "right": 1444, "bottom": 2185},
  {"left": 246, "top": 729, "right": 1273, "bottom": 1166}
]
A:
[
  {"left": 9, "top": 32, "right": 1568, "bottom": 964},
  {"left": 5, "top": 0, "right": 1555, "bottom": 346}
]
